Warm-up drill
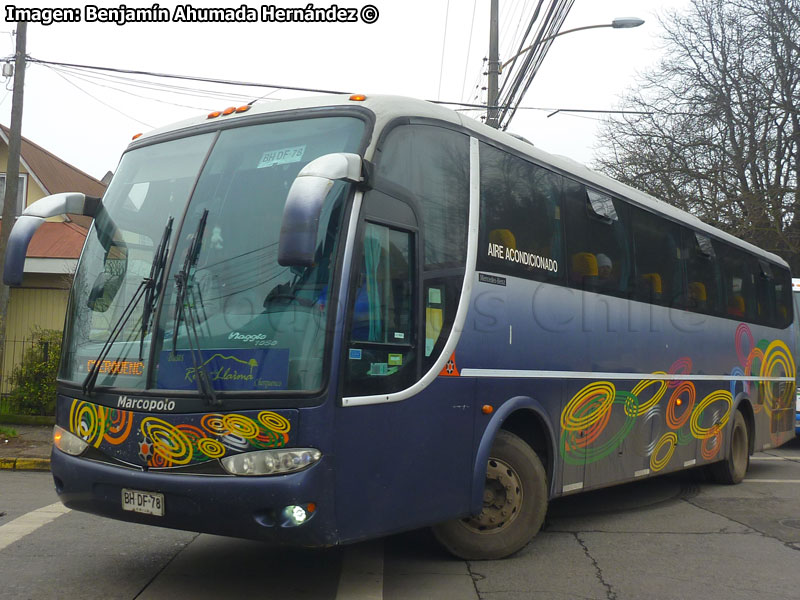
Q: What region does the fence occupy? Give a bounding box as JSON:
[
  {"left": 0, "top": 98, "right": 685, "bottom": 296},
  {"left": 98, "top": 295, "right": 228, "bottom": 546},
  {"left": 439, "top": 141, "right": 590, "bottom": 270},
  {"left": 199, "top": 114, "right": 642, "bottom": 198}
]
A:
[{"left": 0, "top": 337, "right": 56, "bottom": 414}]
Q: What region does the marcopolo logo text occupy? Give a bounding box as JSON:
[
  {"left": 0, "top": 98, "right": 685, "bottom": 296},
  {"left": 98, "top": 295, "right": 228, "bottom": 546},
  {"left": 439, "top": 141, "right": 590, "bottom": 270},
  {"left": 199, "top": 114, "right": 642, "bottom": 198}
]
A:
[{"left": 117, "top": 395, "right": 176, "bottom": 411}]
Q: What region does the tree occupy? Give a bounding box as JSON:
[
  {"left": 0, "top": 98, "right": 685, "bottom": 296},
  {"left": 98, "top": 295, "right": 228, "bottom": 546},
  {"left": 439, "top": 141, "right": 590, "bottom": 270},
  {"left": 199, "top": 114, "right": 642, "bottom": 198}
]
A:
[{"left": 594, "top": 0, "right": 800, "bottom": 270}]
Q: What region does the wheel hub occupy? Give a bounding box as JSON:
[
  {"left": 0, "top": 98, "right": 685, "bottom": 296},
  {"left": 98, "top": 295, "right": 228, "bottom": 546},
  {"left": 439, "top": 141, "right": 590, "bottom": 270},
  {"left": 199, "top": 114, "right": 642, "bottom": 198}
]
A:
[{"left": 463, "top": 457, "right": 523, "bottom": 532}]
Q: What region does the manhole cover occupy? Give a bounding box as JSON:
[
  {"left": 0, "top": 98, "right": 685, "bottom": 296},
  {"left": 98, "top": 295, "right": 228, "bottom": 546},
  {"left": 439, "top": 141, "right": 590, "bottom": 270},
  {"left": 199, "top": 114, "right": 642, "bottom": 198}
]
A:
[{"left": 779, "top": 519, "right": 800, "bottom": 530}]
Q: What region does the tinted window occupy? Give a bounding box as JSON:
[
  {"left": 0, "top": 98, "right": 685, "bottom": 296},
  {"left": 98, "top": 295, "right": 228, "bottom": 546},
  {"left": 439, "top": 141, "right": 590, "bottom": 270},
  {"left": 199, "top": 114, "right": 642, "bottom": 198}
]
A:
[
  {"left": 630, "top": 207, "right": 684, "bottom": 306},
  {"left": 682, "top": 230, "right": 722, "bottom": 314},
  {"left": 376, "top": 125, "right": 469, "bottom": 269},
  {"left": 714, "top": 241, "right": 759, "bottom": 321},
  {"left": 563, "top": 181, "right": 631, "bottom": 295},
  {"left": 478, "top": 143, "right": 564, "bottom": 282},
  {"left": 756, "top": 261, "right": 792, "bottom": 328},
  {"left": 345, "top": 223, "right": 416, "bottom": 396}
]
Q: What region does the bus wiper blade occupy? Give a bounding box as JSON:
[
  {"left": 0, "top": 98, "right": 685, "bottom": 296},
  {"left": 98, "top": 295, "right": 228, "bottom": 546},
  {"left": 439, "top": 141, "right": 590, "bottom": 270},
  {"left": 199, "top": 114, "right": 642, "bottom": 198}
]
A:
[
  {"left": 83, "top": 277, "right": 149, "bottom": 395},
  {"left": 172, "top": 209, "right": 208, "bottom": 352},
  {"left": 85, "top": 216, "right": 174, "bottom": 394},
  {"left": 140, "top": 216, "right": 174, "bottom": 360},
  {"left": 183, "top": 283, "right": 220, "bottom": 406},
  {"left": 170, "top": 209, "right": 220, "bottom": 406}
]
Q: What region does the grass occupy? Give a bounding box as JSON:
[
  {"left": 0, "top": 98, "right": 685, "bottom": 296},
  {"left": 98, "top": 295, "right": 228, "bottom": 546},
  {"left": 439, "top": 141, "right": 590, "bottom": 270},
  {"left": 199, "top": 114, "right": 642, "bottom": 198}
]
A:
[{"left": 0, "top": 425, "right": 17, "bottom": 438}]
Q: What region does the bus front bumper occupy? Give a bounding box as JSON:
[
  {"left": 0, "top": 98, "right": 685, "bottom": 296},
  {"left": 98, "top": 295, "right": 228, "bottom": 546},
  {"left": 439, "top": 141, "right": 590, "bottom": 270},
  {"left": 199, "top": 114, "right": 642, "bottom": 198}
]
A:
[{"left": 50, "top": 448, "right": 338, "bottom": 547}]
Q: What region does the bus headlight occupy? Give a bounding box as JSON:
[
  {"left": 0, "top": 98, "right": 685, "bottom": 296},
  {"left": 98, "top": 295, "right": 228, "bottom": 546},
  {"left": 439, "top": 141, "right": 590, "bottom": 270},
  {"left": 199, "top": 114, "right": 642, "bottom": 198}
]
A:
[
  {"left": 220, "top": 448, "right": 322, "bottom": 476},
  {"left": 53, "top": 424, "right": 89, "bottom": 456}
]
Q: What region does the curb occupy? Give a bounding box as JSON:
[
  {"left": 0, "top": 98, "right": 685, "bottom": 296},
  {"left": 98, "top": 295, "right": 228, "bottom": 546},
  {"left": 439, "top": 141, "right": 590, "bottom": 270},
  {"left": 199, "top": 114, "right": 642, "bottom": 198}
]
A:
[{"left": 0, "top": 457, "right": 50, "bottom": 471}]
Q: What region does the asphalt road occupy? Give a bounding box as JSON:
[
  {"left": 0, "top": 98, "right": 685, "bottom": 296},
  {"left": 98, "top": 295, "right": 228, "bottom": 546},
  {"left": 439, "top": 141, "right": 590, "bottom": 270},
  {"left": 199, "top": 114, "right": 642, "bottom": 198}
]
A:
[{"left": 2, "top": 438, "right": 800, "bottom": 599}]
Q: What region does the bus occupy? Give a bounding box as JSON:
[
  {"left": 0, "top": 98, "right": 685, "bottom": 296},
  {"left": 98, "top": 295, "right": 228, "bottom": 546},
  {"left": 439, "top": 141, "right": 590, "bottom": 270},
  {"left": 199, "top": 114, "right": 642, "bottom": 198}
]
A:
[
  {"left": 793, "top": 279, "right": 800, "bottom": 435},
  {"left": 4, "top": 95, "right": 796, "bottom": 560}
]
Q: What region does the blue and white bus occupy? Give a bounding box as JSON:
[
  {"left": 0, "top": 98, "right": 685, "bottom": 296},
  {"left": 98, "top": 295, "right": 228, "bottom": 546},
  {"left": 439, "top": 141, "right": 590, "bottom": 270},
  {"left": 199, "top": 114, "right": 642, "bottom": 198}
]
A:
[{"left": 4, "top": 95, "right": 796, "bottom": 559}]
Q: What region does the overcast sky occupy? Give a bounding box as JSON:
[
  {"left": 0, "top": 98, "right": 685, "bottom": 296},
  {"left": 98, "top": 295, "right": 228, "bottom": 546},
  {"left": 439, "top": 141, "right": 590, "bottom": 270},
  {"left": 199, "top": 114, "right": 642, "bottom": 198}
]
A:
[{"left": 1, "top": 0, "right": 691, "bottom": 181}]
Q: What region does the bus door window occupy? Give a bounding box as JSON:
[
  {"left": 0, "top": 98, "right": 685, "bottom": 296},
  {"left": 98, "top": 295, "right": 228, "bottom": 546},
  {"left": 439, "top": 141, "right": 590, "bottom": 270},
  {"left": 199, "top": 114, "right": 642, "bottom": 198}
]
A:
[
  {"left": 345, "top": 223, "right": 416, "bottom": 396},
  {"left": 563, "top": 182, "right": 630, "bottom": 296},
  {"left": 630, "top": 206, "right": 684, "bottom": 307},
  {"left": 373, "top": 124, "right": 470, "bottom": 374}
]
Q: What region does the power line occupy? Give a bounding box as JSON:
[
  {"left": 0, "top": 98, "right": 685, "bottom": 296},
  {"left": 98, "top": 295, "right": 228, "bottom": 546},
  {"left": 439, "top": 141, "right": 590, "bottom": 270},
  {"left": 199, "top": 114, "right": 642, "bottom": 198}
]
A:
[
  {"left": 459, "top": 0, "right": 478, "bottom": 103},
  {"left": 26, "top": 55, "right": 651, "bottom": 125},
  {"left": 437, "top": 0, "right": 451, "bottom": 101},
  {"left": 26, "top": 57, "right": 351, "bottom": 96},
  {"left": 52, "top": 63, "right": 261, "bottom": 104},
  {"left": 45, "top": 65, "right": 215, "bottom": 112},
  {"left": 46, "top": 65, "right": 154, "bottom": 128}
]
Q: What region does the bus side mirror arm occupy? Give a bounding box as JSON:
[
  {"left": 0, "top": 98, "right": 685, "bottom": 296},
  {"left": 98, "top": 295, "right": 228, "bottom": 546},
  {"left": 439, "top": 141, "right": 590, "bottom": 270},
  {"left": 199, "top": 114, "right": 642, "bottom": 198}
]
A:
[
  {"left": 3, "top": 192, "right": 101, "bottom": 286},
  {"left": 278, "top": 153, "right": 370, "bottom": 267}
]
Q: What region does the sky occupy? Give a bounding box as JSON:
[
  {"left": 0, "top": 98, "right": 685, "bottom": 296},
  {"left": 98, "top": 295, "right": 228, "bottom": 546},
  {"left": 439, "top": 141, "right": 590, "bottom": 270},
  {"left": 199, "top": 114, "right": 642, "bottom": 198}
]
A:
[{"left": 0, "top": 0, "right": 692, "bottom": 181}]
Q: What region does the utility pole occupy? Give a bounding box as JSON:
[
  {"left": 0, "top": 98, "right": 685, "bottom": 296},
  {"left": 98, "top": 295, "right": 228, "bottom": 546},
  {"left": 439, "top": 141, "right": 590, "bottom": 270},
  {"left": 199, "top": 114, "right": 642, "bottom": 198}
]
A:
[
  {"left": 486, "top": 0, "right": 500, "bottom": 128},
  {"left": 0, "top": 21, "right": 27, "bottom": 393}
]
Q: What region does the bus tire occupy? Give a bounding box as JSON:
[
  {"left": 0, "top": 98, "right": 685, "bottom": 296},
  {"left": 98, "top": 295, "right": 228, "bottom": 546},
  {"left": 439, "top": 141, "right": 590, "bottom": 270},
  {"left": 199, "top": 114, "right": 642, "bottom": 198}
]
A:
[
  {"left": 708, "top": 410, "right": 749, "bottom": 484},
  {"left": 432, "top": 430, "right": 547, "bottom": 560}
]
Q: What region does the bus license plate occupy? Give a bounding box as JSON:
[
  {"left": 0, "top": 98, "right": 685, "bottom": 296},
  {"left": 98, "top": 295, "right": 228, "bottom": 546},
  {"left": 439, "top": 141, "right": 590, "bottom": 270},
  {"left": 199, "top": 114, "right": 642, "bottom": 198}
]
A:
[{"left": 122, "top": 489, "right": 164, "bottom": 516}]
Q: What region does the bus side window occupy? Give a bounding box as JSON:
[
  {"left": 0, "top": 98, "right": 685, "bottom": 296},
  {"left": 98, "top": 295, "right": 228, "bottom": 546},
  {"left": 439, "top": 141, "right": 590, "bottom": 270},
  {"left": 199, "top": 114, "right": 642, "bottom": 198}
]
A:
[
  {"left": 714, "top": 241, "right": 759, "bottom": 322},
  {"left": 345, "top": 223, "right": 416, "bottom": 396},
  {"left": 773, "top": 267, "right": 792, "bottom": 328},
  {"left": 478, "top": 143, "right": 565, "bottom": 284},
  {"left": 630, "top": 205, "right": 683, "bottom": 306},
  {"left": 563, "top": 182, "right": 630, "bottom": 296},
  {"left": 682, "top": 229, "right": 721, "bottom": 314}
]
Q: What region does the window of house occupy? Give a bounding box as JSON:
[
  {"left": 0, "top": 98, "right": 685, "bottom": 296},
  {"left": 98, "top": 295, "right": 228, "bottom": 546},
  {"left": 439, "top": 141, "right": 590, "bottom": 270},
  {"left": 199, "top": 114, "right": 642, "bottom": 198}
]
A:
[{"left": 0, "top": 173, "right": 27, "bottom": 215}]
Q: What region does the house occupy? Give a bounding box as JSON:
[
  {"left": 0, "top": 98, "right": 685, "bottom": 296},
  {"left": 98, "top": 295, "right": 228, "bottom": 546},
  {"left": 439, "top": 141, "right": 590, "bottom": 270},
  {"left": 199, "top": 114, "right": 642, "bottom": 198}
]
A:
[{"left": 0, "top": 125, "right": 106, "bottom": 393}]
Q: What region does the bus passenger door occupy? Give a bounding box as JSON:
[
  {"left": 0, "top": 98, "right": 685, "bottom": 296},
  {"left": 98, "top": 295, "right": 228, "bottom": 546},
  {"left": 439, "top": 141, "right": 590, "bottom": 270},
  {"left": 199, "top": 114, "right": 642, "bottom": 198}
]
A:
[{"left": 334, "top": 190, "right": 474, "bottom": 542}]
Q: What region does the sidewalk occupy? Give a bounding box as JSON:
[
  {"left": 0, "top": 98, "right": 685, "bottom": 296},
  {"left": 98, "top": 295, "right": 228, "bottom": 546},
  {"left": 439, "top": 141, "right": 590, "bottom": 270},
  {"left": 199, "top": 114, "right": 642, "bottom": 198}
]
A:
[{"left": 0, "top": 424, "right": 53, "bottom": 471}]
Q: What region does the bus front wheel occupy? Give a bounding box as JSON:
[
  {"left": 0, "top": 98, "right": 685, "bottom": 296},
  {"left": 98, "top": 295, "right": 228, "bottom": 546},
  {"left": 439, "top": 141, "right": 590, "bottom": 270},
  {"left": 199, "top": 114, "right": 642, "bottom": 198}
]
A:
[
  {"left": 432, "top": 430, "right": 547, "bottom": 560},
  {"left": 708, "top": 410, "right": 749, "bottom": 484}
]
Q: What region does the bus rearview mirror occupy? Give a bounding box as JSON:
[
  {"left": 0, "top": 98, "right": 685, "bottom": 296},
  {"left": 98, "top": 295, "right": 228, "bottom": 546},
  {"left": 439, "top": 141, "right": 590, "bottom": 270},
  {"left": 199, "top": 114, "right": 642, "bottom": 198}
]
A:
[
  {"left": 3, "top": 192, "right": 102, "bottom": 286},
  {"left": 278, "top": 153, "right": 366, "bottom": 267}
]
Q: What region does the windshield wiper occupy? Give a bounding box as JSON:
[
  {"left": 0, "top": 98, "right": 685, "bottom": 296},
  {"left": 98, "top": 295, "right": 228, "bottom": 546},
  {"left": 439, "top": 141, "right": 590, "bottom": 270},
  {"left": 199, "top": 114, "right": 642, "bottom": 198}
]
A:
[
  {"left": 140, "top": 216, "right": 173, "bottom": 360},
  {"left": 83, "top": 216, "right": 174, "bottom": 395},
  {"left": 171, "top": 209, "right": 220, "bottom": 406}
]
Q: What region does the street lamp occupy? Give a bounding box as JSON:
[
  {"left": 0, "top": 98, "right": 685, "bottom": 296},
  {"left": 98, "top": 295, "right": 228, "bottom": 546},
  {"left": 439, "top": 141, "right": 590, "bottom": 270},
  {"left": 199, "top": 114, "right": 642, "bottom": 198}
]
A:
[
  {"left": 486, "top": 16, "right": 644, "bottom": 128},
  {"left": 500, "top": 17, "right": 645, "bottom": 72}
]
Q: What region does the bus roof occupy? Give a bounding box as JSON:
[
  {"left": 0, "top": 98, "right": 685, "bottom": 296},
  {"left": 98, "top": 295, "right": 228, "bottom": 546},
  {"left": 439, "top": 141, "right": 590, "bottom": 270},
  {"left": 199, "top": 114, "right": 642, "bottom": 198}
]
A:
[{"left": 132, "top": 94, "right": 788, "bottom": 268}]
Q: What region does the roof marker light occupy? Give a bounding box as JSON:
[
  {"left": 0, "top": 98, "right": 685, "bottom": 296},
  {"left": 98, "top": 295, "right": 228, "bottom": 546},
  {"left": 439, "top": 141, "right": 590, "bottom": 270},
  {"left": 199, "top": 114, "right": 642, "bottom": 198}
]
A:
[
  {"left": 235, "top": 105, "right": 251, "bottom": 113},
  {"left": 207, "top": 111, "right": 222, "bottom": 119},
  {"left": 222, "top": 106, "right": 236, "bottom": 115},
  {"left": 349, "top": 94, "right": 367, "bottom": 101},
  {"left": 132, "top": 133, "right": 143, "bottom": 140}
]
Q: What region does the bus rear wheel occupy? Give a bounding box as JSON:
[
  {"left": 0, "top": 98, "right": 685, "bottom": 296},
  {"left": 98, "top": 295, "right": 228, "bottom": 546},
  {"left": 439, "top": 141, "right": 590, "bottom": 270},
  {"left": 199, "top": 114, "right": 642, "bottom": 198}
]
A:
[
  {"left": 432, "top": 430, "right": 547, "bottom": 560},
  {"left": 709, "top": 410, "right": 749, "bottom": 484}
]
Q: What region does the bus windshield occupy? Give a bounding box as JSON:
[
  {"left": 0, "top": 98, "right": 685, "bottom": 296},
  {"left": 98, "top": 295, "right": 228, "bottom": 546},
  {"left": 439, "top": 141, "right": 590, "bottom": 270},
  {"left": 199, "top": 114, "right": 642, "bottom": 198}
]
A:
[{"left": 60, "top": 115, "right": 365, "bottom": 395}]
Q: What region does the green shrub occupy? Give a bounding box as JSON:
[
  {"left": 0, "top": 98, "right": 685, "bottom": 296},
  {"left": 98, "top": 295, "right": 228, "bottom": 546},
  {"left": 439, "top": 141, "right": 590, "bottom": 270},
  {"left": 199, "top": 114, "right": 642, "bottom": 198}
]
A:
[{"left": 8, "top": 329, "right": 61, "bottom": 416}]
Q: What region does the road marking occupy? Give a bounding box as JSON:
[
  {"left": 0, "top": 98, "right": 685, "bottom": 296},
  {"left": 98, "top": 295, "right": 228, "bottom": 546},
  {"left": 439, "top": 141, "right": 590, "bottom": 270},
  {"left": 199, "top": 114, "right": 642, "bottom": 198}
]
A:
[
  {"left": 743, "top": 479, "right": 800, "bottom": 483},
  {"left": 335, "top": 539, "right": 383, "bottom": 600},
  {"left": 0, "top": 502, "right": 71, "bottom": 552}
]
